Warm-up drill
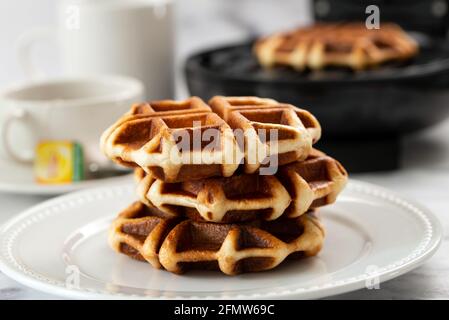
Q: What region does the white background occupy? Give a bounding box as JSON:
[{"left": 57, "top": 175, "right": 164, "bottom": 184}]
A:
[{"left": 0, "top": 0, "right": 311, "bottom": 91}]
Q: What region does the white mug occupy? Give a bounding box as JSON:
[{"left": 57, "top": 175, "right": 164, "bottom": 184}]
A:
[
  {"left": 17, "top": 0, "right": 174, "bottom": 100},
  {"left": 0, "top": 75, "right": 144, "bottom": 165}
]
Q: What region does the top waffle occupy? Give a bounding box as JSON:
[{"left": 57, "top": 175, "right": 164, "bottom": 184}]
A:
[
  {"left": 101, "top": 96, "right": 321, "bottom": 182},
  {"left": 254, "top": 22, "right": 419, "bottom": 71}
]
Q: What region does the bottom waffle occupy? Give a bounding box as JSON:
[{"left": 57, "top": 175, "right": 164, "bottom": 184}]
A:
[{"left": 109, "top": 202, "right": 325, "bottom": 275}]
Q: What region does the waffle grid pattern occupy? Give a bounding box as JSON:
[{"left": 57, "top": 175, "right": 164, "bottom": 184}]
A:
[
  {"left": 101, "top": 96, "right": 321, "bottom": 182},
  {"left": 135, "top": 149, "right": 348, "bottom": 223},
  {"left": 109, "top": 202, "right": 325, "bottom": 275},
  {"left": 254, "top": 23, "right": 418, "bottom": 70}
]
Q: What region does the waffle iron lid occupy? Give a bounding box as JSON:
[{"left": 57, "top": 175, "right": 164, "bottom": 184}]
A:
[{"left": 312, "top": 0, "right": 449, "bottom": 37}]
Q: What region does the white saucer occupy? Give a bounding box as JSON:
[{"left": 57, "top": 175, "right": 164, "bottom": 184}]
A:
[
  {"left": 0, "top": 158, "right": 133, "bottom": 195},
  {"left": 0, "top": 180, "right": 442, "bottom": 299}
]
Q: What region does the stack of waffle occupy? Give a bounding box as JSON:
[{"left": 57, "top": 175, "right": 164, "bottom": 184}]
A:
[{"left": 101, "top": 96, "right": 348, "bottom": 275}]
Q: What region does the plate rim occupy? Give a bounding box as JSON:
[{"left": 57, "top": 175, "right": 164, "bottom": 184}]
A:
[{"left": 0, "top": 179, "right": 443, "bottom": 300}]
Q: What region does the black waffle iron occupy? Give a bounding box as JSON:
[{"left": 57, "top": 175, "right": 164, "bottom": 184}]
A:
[{"left": 185, "top": 0, "right": 449, "bottom": 172}]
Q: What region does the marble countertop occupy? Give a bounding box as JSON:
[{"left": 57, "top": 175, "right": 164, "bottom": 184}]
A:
[{"left": 0, "top": 119, "right": 448, "bottom": 300}]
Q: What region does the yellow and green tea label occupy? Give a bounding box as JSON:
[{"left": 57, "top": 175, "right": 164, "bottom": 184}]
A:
[{"left": 34, "top": 141, "right": 84, "bottom": 184}]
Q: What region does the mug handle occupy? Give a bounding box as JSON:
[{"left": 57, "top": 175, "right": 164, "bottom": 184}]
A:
[
  {"left": 15, "top": 27, "right": 56, "bottom": 80},
  {"left": 1, "top": 108, "right": 34, "bottom": 164}
]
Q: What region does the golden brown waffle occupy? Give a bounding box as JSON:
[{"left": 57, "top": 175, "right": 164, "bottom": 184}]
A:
[
  {"left": 101, "top": 97, "right": 213, "bottom": 151},
  {"left": 135, "top": 149, "right": 347, "bottom": 223},
  {"left": 101, "top": 96, "right": 321, "bottom": 182},
  {"left": 101, "top": 97, "right": 242, "bottom": 182},
  {"left": 278, "top": 149, "right": 348, "bottom": 216},
  {"left": 254, "top": 23, "right": 418, "bottom": 71},
  {"left": 109, "top": 202, "right": 325, "bottom": 275},
  {"left": 209, "top": 96, "right": 321, "bottom": 173}
]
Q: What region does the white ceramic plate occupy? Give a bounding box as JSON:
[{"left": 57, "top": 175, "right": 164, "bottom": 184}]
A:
[
  {"left": 0, "top": 180, "right": 442, "bottom": 299},
  {"left": 0, "top": 158, "right": 133, "bottom": 195}
]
